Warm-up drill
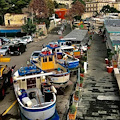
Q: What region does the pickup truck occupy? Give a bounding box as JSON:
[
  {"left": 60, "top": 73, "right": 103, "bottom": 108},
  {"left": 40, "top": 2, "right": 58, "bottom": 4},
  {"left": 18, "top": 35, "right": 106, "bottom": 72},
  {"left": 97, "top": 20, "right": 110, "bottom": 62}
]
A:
[{"left": 9, "top": 43, "right": 27, "bottom": 55}]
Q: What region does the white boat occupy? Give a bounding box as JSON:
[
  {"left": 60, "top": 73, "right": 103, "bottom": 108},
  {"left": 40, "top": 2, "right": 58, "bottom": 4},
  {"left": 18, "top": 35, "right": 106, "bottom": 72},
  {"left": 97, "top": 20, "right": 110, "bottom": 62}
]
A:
[{"left": 13, "top": 65, "right": 59, "bottom": 120}]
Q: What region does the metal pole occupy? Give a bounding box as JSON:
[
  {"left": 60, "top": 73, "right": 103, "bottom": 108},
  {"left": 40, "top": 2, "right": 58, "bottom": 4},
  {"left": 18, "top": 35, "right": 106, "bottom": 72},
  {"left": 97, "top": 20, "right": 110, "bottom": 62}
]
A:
[{"left": 77, "top": 67, "right": 80, "bottom": 87}]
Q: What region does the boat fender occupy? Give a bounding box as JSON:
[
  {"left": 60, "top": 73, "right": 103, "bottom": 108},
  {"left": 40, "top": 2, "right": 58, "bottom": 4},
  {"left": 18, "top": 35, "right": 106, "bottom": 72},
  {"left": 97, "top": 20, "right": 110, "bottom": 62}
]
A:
[
  {"left": 17, "top": 90, "right": 22, "bottom": 96},
  {"left": 51, "top": 86, "right": 57, "bottom": 94}
]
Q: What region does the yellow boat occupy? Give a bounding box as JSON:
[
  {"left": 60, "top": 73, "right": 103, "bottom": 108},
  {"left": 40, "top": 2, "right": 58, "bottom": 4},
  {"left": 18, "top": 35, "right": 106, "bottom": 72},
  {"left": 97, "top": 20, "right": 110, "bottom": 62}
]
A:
[{"left": 31, "top": 50, "right": 70, "bottom": 85}]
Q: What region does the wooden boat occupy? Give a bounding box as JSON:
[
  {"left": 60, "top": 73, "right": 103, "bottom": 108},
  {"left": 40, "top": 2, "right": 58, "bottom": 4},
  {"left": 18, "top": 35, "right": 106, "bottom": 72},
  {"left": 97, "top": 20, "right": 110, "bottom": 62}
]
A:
[
  {"left": 13, "top": 65, "right": 59, "bottom": 120},
  {"left": 31, "top": 50, "right": 70, "bottom": 85}
]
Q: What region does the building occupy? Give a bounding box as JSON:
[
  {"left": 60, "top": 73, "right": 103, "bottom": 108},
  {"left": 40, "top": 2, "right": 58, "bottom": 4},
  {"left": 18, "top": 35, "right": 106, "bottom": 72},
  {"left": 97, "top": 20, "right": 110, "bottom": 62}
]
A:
[
  {"left": 104, "top": 19, "right": 120, "bottom": 67},
  {"left": 4, "top": 13, "right": 28, "bottom": 26},
  {"left": 85, "top": 1, "right": 120, "bottom": 16}
]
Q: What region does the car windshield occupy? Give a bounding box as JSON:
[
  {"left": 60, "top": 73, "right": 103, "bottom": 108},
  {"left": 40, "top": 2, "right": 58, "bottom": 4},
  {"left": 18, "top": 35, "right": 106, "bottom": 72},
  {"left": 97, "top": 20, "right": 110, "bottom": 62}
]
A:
[
  {"left": 22, "top": 36, "right": 29, "bottom": 39},
  {"left": 32, "top": 53, "right": 40, "bottom": 56}
]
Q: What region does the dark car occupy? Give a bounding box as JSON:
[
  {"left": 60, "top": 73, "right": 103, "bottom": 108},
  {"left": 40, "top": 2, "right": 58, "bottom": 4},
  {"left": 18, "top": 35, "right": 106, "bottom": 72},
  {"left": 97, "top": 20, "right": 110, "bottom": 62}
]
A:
[
  {"left": 9, "top": 43, "right": 27, "bottom": 55},
  {"left": 0, "top": 65, "right": 14, "bottom": 99}
]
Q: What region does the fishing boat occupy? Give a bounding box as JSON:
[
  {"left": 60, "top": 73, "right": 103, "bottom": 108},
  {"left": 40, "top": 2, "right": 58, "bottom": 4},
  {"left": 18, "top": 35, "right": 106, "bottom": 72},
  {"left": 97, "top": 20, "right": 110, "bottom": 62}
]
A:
[
  {"left": 56, "top": 52, "right": 79, "bottom": 69},
  {"left": 31, "top": 50, "right": 70, "bottom": 85},
  {"left": 13, "top": 65, "right": 59, "bottom": 120},
  {"left": 45, "top": 42, "right": 79, "bottom": 69},
  {"left": 55, "top": 45, "right": 81, "bottom": 59}
]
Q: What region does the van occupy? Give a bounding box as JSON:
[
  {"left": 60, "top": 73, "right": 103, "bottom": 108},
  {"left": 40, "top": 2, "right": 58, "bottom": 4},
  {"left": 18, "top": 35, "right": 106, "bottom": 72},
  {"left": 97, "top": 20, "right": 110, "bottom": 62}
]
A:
[{"left": 9, "top": 43, "right": 27, "bottom": 55}]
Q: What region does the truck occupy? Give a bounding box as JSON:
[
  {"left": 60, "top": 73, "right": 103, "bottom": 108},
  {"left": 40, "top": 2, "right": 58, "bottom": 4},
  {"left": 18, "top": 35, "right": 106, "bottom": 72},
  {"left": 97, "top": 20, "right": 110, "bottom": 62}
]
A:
[{"left": 9, "top": 43, "right": 27, "bottom": 55}]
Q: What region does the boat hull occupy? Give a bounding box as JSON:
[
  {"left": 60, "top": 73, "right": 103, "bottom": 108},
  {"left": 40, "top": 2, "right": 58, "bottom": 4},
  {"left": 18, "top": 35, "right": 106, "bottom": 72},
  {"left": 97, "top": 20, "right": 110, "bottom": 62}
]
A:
[
  {"left": 58, "top": 61, "right": 79, "bottom": 69},
  {"left": 18, "top": 98, "right": 56, "bottom": 120},
  {"left": 50, "top": 72, "right": 70, "bottom": 84}
]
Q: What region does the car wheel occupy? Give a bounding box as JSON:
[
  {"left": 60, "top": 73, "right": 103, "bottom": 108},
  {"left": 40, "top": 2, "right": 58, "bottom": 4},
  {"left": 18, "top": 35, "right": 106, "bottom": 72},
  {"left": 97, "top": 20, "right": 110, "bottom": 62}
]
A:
[
  {"left": 5, "top": 52, "right": 8, "bottom": 56},
  {"left": 19, "top": 52, "right": 21, "bottom": 55}
]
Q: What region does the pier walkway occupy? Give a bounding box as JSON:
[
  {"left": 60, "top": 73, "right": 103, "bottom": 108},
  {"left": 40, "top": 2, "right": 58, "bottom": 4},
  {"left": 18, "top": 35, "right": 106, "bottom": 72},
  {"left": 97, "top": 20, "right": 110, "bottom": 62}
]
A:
[{"left": 77, "top": 33, "right": 120, "bottom": 120}]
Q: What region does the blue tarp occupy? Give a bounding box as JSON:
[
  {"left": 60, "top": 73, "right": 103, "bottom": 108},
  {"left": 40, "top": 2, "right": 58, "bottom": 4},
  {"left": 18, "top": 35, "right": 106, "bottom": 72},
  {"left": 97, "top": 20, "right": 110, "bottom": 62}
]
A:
[{"left": 0, "top": 29, "right": 21, "bottom": 33}]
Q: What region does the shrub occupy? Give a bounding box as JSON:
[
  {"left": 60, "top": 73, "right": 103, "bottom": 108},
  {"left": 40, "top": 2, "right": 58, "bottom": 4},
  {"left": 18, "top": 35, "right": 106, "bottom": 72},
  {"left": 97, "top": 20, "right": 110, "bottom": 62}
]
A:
[
  {"left": 75, "top": 91, "right": 80, "bottom": 98},
  {"left": 69, "top": 105, "right": 76, "bottom": 114},
  {"left": 80, "top": 67, "right": 84, "bottom": 73}
]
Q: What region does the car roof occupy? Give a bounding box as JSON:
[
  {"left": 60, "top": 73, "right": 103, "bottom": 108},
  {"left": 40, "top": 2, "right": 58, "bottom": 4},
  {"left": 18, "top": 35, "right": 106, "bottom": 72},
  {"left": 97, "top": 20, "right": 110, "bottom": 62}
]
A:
[{"left": 32, "top": 51, "right": 41, "bottom": 53}]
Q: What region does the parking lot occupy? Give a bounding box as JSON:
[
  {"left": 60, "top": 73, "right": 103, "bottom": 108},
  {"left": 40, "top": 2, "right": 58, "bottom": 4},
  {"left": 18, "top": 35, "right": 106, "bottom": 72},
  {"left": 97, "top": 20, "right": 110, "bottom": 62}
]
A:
[{"left": 0, "top": 23, "right": 72, "bottom": 120}]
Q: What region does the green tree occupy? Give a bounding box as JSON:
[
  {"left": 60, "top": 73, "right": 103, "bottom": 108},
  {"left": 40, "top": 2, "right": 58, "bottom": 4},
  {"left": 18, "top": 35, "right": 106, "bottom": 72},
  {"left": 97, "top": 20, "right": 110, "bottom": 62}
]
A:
[
  {"left": 100, "top": 5, "right": 120, "bottom": 14},
  {"left": 21, "top": 19, "right": 36, "bottom": 35},
  {"left": 46, "top": 0, "right": 55, "bottom": 17},
  {"left": 53, "top": 1, "right": 59, "bottom": 8},
  {"left": 100, "top": 5, "right": 111, "bottom": 14},
  {"left": 0, "top": 0, "right": 30, "bottom": 25}
]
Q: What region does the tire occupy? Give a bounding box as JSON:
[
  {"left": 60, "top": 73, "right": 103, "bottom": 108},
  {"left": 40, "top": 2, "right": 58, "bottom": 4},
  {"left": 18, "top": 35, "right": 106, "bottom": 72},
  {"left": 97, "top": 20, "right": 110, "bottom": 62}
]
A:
[
  {"left": 5, "top": 52, "right": 8, "bottom": 56},
  {"left": 19, "top": 52, "right": 21, "bottom": 55}
]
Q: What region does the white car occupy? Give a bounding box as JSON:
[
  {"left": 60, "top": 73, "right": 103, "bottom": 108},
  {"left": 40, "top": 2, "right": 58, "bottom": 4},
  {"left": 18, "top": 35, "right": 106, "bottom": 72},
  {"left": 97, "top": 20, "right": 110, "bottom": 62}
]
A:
[
  {"left": 22, "top": 36, "right": 33, "bottom": 43},
  {"left": 10, "top": 38, "right": 27, "bottom": 45},
  {"left": 30, "top": 51, "right": 41, "bottom": 63},
  {"left": 0, "top": 45, "right": 9, "bottom": 56}
]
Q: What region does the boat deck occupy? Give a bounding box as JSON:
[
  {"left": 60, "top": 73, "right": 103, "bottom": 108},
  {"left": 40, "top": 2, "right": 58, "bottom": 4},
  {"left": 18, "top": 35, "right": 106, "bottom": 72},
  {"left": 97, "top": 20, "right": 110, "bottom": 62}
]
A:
[
  {"left": 46, "top": 68, "right": 64, "bottom": 74},
  {"left": 26, "top": 88, "right": 44, "bottom": 106}
]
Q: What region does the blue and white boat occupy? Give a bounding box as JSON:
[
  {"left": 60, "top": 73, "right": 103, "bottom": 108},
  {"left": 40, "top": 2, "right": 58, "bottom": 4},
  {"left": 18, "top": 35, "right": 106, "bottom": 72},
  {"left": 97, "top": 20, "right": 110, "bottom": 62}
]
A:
[
  {"left": 13, "top": 65, "right": 59, "bottom": 120},
  {"left": 56, "top": 52, "right": 79, "bottom": 69},
  {"left": 45, "top": 42, "right": 79, "bottom": 69}
]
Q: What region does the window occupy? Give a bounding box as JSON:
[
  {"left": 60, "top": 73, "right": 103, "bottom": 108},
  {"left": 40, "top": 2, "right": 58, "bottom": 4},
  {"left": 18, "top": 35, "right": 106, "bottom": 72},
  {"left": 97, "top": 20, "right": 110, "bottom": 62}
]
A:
[
  {"left": 43, "top": 56, "right": 47, "bottom": 62},
  {"left": 49, "top": 56, "right": 53, "bottom": 61}
]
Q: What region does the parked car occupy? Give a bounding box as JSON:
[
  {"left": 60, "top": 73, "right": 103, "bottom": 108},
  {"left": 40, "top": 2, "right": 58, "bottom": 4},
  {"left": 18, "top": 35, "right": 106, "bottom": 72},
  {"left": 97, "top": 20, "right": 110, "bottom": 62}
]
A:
[
  {"left": 22, "top": 36, "right": 33, "bottom": 43},
  {"left": 0, "top": 37, "right": 10, "bottom": 45},
  {"left": 9, "top": 43, "right": 27, "bottom": 55},
  {"left": 0, "top": 45, "right": 9, "bottom": 56},
  {"left": 30, "top": 51, "right": 41, "bottom": 63},
  {"left": 10, "top": 38, "right": 27, "bottom": 45}
]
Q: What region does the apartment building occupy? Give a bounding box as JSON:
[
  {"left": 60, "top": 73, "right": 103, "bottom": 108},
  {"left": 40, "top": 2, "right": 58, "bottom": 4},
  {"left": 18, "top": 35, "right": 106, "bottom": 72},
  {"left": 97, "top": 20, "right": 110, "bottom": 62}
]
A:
[{"left": 86, "top": 1, "right": 120, "bottom": 14}]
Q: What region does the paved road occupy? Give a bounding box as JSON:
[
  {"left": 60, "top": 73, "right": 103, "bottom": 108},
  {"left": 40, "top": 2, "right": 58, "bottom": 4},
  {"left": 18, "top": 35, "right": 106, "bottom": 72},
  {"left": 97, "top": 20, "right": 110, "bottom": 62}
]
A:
[
  {"left": 77, "top": 33, "right": 120, "bottom": 119},
  {"left": 0, "top": 23, "right": 72, "bottom": 120}
]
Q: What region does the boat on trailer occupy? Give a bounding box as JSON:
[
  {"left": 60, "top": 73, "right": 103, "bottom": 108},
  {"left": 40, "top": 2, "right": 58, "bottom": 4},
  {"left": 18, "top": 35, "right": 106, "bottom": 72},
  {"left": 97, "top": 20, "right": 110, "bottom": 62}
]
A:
[
  {"left": 13, "top": 65, "right": 59, "bottom": 120},
  {"left": 31, "top": 50, "right": 70, "bottom": 85}
]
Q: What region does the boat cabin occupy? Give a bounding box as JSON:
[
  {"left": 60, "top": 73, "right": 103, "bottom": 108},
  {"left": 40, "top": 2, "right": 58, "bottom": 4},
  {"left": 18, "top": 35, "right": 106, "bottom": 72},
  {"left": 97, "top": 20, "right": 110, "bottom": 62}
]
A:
[{"left": 37, "top": 51, "right": 56, "bottom": 70}]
